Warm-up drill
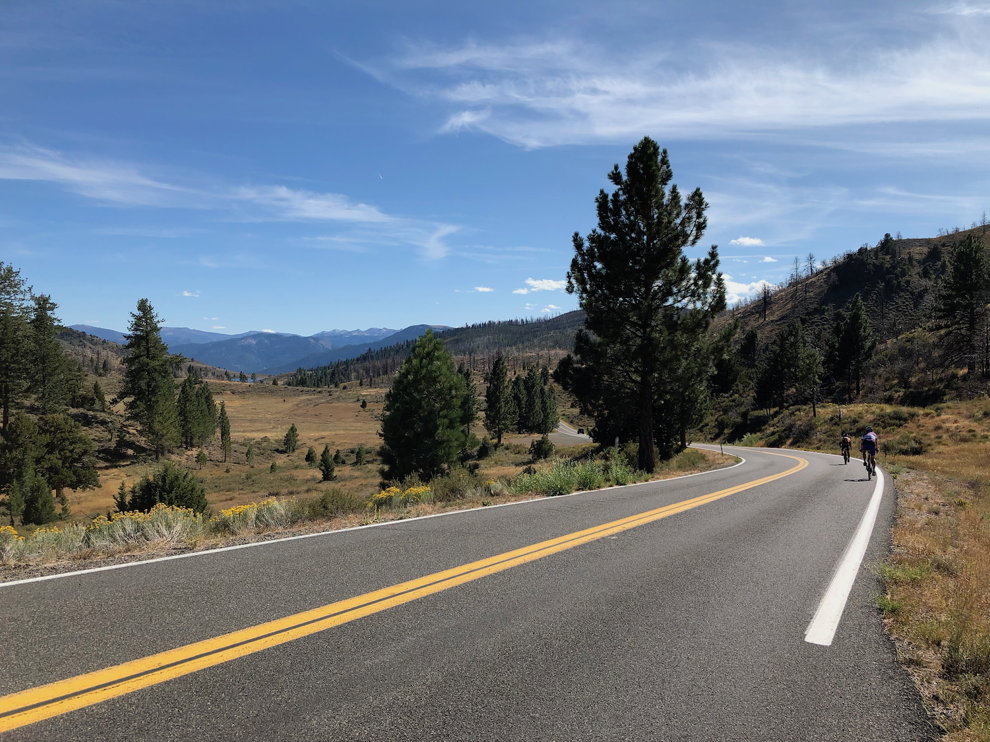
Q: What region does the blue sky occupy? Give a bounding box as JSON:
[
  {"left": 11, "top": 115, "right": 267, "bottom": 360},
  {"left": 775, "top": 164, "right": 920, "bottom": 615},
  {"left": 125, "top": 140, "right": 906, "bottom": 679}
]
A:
[{"left": 2, "top": 0, "right": 988, "bottom": 335}]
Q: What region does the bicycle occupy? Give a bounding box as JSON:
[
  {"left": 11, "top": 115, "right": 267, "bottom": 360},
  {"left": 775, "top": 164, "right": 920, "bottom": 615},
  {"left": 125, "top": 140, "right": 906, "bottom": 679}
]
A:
[
  {"left": 863, "top": 452, "right": 876, "bottom": 480},
  {"left": 842, "top": 446, "right": 850, "bottom": 464}
]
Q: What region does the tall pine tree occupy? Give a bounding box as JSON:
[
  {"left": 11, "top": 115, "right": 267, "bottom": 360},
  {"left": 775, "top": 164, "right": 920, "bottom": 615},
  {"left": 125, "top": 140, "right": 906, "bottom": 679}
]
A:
[
  {"left": 563, "top": 138, "right": 724, "bottom": 471},
  {"left": 483, "top": 356, "right": 512, "bottom": 447},
  {"left": 29, "top": 295, "right": 68, "bottom": 415},
  {"left": 121, "top": 300, "right": 180, "bottom": 457},
  {"left": 219, "top": 402, "right": 231, "bottom": 463},
  {"left": 0, "top": 263, "right": 31, "bottom": 430},
  {"left": 379, "top": 330, "right": 466, "bottom": 481}
]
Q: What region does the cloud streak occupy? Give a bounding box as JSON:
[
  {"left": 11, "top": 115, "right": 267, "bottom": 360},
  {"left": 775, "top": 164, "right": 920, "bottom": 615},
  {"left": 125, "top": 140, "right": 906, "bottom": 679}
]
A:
[{"left": 365, "top": 25, "right": 990, "bottom": 148}]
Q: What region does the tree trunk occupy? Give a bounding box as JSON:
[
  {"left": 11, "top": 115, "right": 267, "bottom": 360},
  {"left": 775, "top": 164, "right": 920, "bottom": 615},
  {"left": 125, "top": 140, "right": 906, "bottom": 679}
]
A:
[{"left": 638, "top": 377, "right": 655, "bottom": 473}]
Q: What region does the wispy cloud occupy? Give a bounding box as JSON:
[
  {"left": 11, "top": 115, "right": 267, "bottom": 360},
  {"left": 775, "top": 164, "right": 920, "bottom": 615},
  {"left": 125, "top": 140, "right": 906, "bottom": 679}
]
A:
[
  {"left": 730, "top": 236, "right": 764, "bottom": 246},
  {"left": 363, "top": 25, "right": 990, "bottom": 148},
  {"left": 474, "top": 286, "right": 494, "bottom": 292},
  {"left": 0, "top": 143, "right": 462, "bottom": 260},
  {"left": 213, "top": 326, "right": 226, "bottom": 329},
  {"left": 762, "top": 256, "right": 777, "bottom": 263},
  {"left": 513, "top": 277, "right": 567, "bottom": 294},
  {"left": 180, "top": 290, "right": 200, "bottom": 297}
]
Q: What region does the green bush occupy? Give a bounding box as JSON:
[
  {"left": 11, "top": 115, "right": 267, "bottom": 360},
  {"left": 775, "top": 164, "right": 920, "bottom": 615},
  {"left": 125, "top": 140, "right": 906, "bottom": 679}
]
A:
[
  {"left": 669, "top": 449, "right": 708, "bottom": 471},
  {"left": 307, "top": 489, "right": 364, "bottom": 518},
  {"left": 574, "top": 460, "right": 606, "bottom": 491},
  {"left": 127, "top": 461, "right": 208, "bottom": 514},
  {"left": 529, "top": 435, "right": 555, "bottom": 461}
]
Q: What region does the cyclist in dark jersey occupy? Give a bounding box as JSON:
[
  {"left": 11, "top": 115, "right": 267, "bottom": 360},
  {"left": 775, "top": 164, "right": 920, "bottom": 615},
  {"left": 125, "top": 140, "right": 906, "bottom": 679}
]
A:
[{"left": 839, "top": 432, "right": 852, "bottom": 462}]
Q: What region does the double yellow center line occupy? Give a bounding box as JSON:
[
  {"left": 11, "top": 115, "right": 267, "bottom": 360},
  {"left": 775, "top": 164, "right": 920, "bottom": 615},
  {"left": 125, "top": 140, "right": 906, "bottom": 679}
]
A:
[{"left": 0, "top": 452, "right": 806, "bottom": 734}]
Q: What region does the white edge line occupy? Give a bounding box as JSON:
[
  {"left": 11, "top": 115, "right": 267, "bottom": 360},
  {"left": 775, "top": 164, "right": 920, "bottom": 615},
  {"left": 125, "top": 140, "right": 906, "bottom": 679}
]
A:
[
  {"left": 0, "top": 453, "right": 747, "bottom": 589},
  {"left": 804, "top": 467, "right": 886, "bottom": 646}
]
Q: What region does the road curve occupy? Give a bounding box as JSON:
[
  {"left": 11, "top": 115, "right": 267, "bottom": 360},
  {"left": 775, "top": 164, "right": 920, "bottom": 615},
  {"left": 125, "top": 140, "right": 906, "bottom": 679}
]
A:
[{"left": 0, "top": 446, "right": 935, "bottom": 741}]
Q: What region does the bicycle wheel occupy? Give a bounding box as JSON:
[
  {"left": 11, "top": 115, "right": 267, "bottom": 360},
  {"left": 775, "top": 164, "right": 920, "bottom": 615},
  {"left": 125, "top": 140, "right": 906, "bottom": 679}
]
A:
[{"left": 867, "top": 462, "right": 873, "bottom": 480}]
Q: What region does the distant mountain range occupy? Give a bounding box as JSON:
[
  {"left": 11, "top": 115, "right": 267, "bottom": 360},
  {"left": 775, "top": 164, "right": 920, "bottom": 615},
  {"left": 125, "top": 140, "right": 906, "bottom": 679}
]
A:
[{"left": 67, "top": 324, "right": 449, "bottom": 374}]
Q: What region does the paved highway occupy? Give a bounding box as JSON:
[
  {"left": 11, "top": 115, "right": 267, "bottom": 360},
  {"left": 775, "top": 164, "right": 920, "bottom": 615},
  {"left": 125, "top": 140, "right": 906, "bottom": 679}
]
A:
[{"left": 0, "top": 446, "right": 935, "bottom": 740}]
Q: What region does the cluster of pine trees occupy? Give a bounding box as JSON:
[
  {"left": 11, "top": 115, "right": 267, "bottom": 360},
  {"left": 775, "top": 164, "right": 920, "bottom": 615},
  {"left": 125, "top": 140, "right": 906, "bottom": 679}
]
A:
[
  {"left": 483, "top": 358, "right": 560, "bottom": 446},
  {"left": 1, "top": 263, "right": 102, "bottom": 525},
  {"left": 121, "top": 299, "right": 230, "bottom": 460}
]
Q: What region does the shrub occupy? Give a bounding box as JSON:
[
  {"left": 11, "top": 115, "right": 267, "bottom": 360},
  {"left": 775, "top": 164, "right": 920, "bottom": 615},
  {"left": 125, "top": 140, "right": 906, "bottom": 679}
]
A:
[
  {"left": 210, "top": 503, "right": 257, "bottom": 535},
  {"left": 86, "top": 505, "right": 203, "bottom": 551},
  {"left": 127, "top": 461, "right": 208, "bottom": 514},
  {"left": 308, "top": 488, "right": 364, "bottom": 518},
  {"left": 431, "top": 468, "right": 484, "bottom": 502},
  {"left": 529, "top": 435, "right": 555, "bottom": 461},
  {"left": 669, "top": 449, "right": 707, "bottom": 471},
  {"left": 477, "top": 437, "right": 493, "bottom": 460},
  {"left": 0, "top": 526, "right": 26, "bottom": 564},
  {"left": 574, "top": 460, "right": 606, "bottom": 491}
]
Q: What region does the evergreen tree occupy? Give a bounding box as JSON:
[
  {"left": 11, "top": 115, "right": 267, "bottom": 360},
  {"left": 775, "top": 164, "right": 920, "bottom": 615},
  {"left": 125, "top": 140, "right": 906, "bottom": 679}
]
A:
[
  {"left": 305, "top": 446, "right": 317, "bottom": 465},
  {"left": 194, "top": 383, "right": 218, "bottom": 444},
  {"left": 839, "top": 293, "right": 876, "bottom": 397},
  {"left": 457, "top": 363, "right": 478, "bottom": 439},
  {"left": 333, "top": 448, "right": 344, "bottom": 465},
  {"left": 7, "top": 472, "right": 24, "bottom": 525},
  {"left": 113, "top": 481, "right": 130, "bottom": 512},
  {"left": 318, "top": 444, "right": 336, "bottom": 481},
  {"left": 360, "top": 399, "right": 367, "bottom": 409},
  {"left": 0, "top": 412, "right": 40, "bottom": 494},
  {"left": 126, "top": 460, "right": 208, "bottom": 513},
  {"left": 523, "top": 367, "right": 545, "bottom": 434},
  {"left": 937, "top": 234, "right": 990, "bottom": 374},
  {"left": 121, "top": 300, "right": 180, "bottom": 457},
  {"left": 284, "top": 423, "right": 299, "bottom": 453},
  {"left": 177, "top": 375, "right": 199, "bottom": 449},
  {"left": 251, "top": 373, "right": 257, "bottom": 383},
  {"left": 92, "top": 380, "right": 107, "bottom": 412},
  {"left": 196, "top": 449, "right": 207, "bottom": 469},
  {"left": 799, "top": 345, "right": 824, "bottom": 417},
  {"left": 355, "top": 443, "right": 366, "bottom": 465},
  {"left": 18, "top": 463, "right": 57, "bottom": 526},
  {"left": 510, "top": 375, "right": 528, "bottom": 432},
  {"left": 29, "top": 294, "right": 68, "bottom": 414},
  {"left": 219, "top": 402, "right": 231, "bottom": 463},
  {"left": 35, "top": 413, "right": 100, "bottom": 509},
  {"left": 246, "top": 444, "right": 255, "bottom": 467},
  {"left": 0, "top": 263, "right": 32, "bottom": 430},
  {"left": 238, "top": 371, "right": 248, "bottom": 382},
  {"left": 539, "top": 381, "right": 560, "bottom": 435},
  {"left": 378, "top": 330, "right": 467, "bottom": 481},
  {"left": 564, "top": 138, "right": 725, "bottom": 471},
  {"left": 483, "top": 355, "right": 512, "bottom": 447}
]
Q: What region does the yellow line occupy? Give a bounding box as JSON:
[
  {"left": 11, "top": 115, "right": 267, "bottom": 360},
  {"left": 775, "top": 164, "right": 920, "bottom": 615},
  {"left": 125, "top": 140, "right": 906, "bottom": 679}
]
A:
[{"left": 0, "top": 453, "right": 806, "bottom": 733}]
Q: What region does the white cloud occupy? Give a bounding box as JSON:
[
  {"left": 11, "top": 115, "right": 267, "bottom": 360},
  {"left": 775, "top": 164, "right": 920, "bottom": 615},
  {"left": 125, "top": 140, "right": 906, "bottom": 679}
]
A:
[
  {"left": 234, "top": 185, "right": 389, "bottom": 223},
  {"left": 762, "top": 256, "right": 778, "bottom": 263},
  {"left": 474, "top": 286, "right": 494, "bottom": 292},
  {"left": 261, "top": 329, "right": 275, "bottom": 333},
  {"left": 180, "top": 290, "right": 200, "bottom": 297},
  {"left": 730, "top": 237, "right": 764, "bottom": 246},
  {"left": 212, "top": 326, "right": 226, "bottom": 329},
  {"left": 367, "top": 27, "right": 990, "bottom": 148},
  {"left": 546, "top": 304, "right": 561, "bottom": 310},
  {"left": 514, "top": 277, "right": 566, "bottom": 294},
  {"left": 203, "top": 316, "right": 219, "bottom": 320},
  {"left": 723, "top": 275, "right": 773, "bottom": 304}
]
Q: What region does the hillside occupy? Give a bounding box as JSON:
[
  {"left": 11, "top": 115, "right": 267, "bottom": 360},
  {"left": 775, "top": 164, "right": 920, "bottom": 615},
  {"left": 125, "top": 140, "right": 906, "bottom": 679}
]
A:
[{"left": 287, "top": 311, "right": 586, "bottom": 387}]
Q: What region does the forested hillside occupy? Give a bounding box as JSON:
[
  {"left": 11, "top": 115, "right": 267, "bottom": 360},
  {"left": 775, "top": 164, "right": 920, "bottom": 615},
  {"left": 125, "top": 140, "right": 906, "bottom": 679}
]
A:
[
  {"left": 285, "top": 311, "right": 585, "bottom": 388},
  {"left": 706, "top": 223, "right": 990, "bottom": 442}
]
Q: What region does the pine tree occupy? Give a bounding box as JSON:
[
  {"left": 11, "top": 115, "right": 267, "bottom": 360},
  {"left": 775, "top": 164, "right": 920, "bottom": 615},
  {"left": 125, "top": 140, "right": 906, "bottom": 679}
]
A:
[
  {"left": 318, "top": 445, "right": 336, "bottom": 481},
  {"left": 113, "top": 481, "right": 130, "bottom": 512},
  {"left": 483, "top": 356, "right": 512, "bottom": 447},
  {"left": 457, "top": 364, "right": 478, "bottom": 439},
  {"left": 937, "top": 234, "right": 990, "bottom": 374},
  {"left": 121, "top": 299, "right": 180, "bottom": 457},
  {"left": 246, "top": 444, "right": 255, "bottom": 467},
  {"left": 177, "top": 376, "right": 199, "bottom": 449},
  {"left": 305, "top": 446, "right": 317, "bottom": 465},
  {"left": 284, "top": 423, "right": 299, "bottom": 453},
  {"left": 564, "top": 139, "right": 724, "bottom": 470},
  {"left": 839, "top": 293, "right": 876, "bottom": 397},
  {"left": 29, "top": 294, "right": 68, "bottom": 415},
  {"left": 219, "top": 402, "right": 231, "bottom": 463},
  {"left": 333, "top": 449, "right": 344, "bottom": 465},
  {"left": 18, "top": 463, "right": 57, "bottom": 526},
  {"left": 35, "top": 413, "right": 100, "bottom": 508},
  {"left": 196, "top": 449, "right": 207, "bottom": 469},
  {"left": 355, "top": 443, "right": 366, "bottom": 465},
  {"left": 194, "top": 383, "right": 218, "bottom": 444},
  {"left": 92, "top": 380, "right": 107, "bottom": 412},
  {"left": 238, "top": 371, "right": 248, "bottom": 383},
  {"left": 379, "top": 330, "right": 467, "bottom": 481},
  {"left": 0, "top": 263, "right": 32, "bottom": 430}
]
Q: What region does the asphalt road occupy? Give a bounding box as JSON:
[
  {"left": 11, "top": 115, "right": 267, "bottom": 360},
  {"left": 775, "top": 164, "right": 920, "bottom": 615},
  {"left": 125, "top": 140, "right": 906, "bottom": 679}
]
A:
[{"left": 0, "top": 446, "right": 936, "bottom": 741}]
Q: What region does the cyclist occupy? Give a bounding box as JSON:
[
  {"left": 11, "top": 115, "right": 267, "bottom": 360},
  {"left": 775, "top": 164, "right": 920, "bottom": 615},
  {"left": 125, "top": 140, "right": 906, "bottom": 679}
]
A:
[
  {"left": 860, "top": 426, "right": 878, "bottom": 473},
  {"left": 839, "top": 432, "right": 852, "bottom": 463}
]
